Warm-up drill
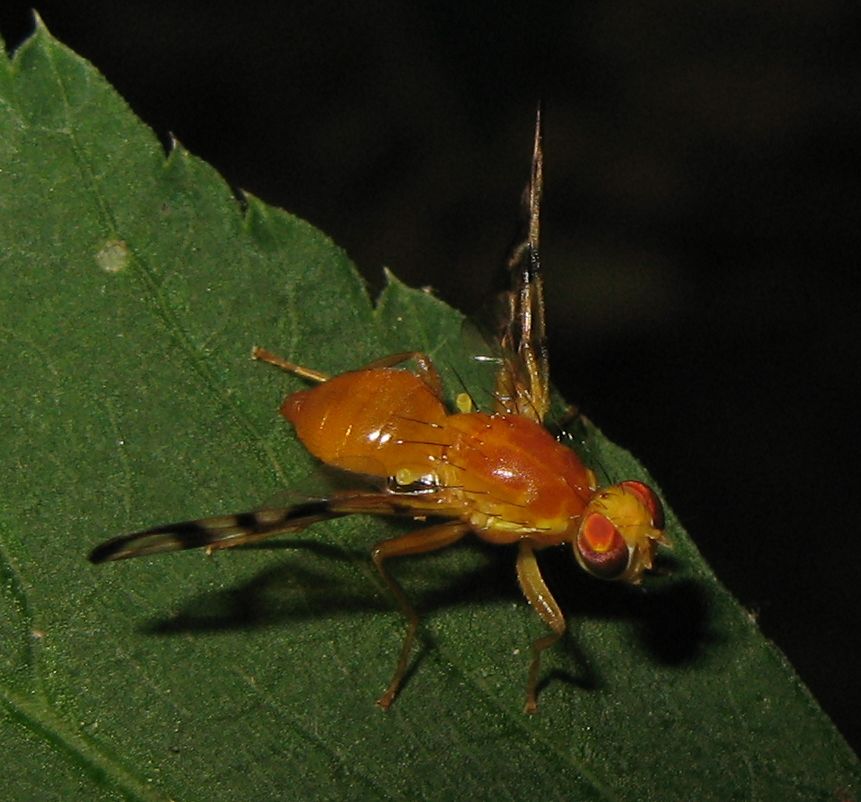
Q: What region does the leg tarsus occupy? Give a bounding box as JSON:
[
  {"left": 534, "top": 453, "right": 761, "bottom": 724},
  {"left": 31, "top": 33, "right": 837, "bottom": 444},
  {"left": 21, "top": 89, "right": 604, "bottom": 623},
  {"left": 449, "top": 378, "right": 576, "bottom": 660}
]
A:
[{"left": 523, "top": 630, "right": 563, "bottom": 714}]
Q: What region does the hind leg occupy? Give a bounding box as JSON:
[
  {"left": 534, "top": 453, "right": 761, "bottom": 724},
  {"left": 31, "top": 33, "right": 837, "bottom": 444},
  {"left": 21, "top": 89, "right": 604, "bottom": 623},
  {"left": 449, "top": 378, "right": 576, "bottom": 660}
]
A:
[
  {"left": 252, "top": 346, "right": 444, "bottom": 398},
  {"left": 252, "top": 346, "right": 330, "bottom": 383}
]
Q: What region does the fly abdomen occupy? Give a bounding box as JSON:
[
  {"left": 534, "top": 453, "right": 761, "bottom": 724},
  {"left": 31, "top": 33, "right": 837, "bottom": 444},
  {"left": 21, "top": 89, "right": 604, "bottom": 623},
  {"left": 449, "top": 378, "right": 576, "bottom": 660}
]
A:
[{"left": 283, "top": 367, "right": 450, "bottom": 478}]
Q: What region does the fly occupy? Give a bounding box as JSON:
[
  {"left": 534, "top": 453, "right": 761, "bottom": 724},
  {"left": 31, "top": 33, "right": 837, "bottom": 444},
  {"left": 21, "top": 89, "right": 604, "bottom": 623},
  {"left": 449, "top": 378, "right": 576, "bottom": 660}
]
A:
[{"left": 89, "top": 109, "right": 669, "bottom": 713}]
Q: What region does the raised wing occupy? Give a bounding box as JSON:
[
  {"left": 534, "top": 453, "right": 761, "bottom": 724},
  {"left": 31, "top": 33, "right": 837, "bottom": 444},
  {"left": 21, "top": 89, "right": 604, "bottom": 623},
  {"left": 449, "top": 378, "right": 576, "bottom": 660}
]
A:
[{"left": 494, "top": 107, "right": 550, "bottom": 423}]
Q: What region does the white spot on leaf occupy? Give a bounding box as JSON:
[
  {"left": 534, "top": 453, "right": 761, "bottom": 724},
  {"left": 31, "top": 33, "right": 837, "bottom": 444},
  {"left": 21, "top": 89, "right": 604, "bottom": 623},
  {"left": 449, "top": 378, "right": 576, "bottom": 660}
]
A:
[{"left": 95, "top": 239, "right": 130, "bottom": 273}]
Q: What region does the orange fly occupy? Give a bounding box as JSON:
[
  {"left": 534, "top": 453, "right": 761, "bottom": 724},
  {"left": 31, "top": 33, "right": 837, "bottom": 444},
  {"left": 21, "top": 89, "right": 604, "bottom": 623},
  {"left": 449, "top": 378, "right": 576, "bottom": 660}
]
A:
[{"left": 89, "top": 110, "right": 669, "bottom": 713}]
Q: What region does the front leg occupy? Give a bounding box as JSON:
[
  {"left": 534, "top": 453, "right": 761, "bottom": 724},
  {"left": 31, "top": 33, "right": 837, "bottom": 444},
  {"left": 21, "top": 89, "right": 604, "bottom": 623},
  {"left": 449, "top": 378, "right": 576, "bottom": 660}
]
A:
[{"left": 515, "top": 541, "right": 566, "bottom": 714}]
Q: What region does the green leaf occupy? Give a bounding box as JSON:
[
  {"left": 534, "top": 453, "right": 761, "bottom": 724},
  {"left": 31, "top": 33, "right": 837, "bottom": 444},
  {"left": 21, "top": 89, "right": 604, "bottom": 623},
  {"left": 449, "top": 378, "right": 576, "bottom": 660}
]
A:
[{"left": 1, "top": 19, "right": 857, "bottom": 802}]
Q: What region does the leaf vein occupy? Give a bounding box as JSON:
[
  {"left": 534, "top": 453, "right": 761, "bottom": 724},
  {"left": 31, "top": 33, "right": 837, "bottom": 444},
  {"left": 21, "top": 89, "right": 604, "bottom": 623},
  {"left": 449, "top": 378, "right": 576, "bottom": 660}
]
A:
[{"left": 0, "top": 682, "right": 170, "bottom": 802}]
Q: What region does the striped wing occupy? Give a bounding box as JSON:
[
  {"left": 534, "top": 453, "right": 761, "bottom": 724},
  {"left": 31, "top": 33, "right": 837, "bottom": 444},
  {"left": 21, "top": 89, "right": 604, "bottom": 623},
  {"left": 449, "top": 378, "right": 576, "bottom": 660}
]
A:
[
  {"left": 494, "top": 107, "right": 550, "bottom": 423},
  {"left": 89, "top": 489, "right": 465, "bottom": 563}
]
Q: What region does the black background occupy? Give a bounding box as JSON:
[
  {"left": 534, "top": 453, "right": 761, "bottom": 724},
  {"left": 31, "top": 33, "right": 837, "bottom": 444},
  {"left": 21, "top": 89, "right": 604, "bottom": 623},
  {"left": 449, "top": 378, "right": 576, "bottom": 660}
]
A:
[{"left": 2, "top": 2, "right": 858, "bottom": 754}]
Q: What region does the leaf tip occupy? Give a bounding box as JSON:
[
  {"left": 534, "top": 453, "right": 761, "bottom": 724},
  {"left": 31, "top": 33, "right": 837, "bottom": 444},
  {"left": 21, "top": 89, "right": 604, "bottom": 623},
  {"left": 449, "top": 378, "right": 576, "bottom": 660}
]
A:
[
  {"left": 382, "top": 266, "right": 404, "bottom": 289},
  {"left": 30, "top": 10, "right": 55, "bottom": 44},
  {"left": 165, "top": 131, "right": 184, "bottom": 158},
  {"left": 1, "top": 9, "right": 50, "bottom": 59}
]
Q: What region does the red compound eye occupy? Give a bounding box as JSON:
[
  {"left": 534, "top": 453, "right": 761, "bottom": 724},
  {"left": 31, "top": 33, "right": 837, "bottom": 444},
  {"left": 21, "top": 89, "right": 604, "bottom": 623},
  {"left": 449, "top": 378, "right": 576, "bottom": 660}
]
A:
[
  {"left": 575, "top": 513, "right": 630, "bottom": 579},
  {"left": 620, "top": 480, "right": 665, "bottom": 530}
]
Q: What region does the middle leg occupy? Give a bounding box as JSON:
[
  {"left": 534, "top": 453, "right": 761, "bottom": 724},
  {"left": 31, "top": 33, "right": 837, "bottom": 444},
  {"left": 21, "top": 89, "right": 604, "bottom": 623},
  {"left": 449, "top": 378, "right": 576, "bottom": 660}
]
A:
[{"left": 372, "top": 521, "right": 471, "bottom": 709}]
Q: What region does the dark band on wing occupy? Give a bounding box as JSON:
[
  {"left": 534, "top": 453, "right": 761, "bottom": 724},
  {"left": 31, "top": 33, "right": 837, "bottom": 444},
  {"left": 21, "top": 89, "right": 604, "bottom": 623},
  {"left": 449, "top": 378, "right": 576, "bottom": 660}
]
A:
[
  {"left": 88, "top": 500, "right": 334, "bottom": 563},
  {"left": 494, "top": 106, "right": 550, "bottom": 422}
]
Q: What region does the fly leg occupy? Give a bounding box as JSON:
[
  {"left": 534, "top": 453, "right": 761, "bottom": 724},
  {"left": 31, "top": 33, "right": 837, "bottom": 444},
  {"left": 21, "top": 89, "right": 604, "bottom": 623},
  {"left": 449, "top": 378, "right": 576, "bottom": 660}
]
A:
[
  {"left": 555, "top": 404, "right": 581, "bottom": 431},
  {"left": 252, "top": 347, "right": 443, "bottom": 398},
  {"left": 251, "top": 347, "right": 330, "bottom": 383},
  {"left": 515, "top": 541, "right": 566, "bottom": 714},
  {"left": 356, "top": 351, "right": 444, "bottom": 400},
  {"left": 372, "top": 522, "right": 471, "bottom": 709}
]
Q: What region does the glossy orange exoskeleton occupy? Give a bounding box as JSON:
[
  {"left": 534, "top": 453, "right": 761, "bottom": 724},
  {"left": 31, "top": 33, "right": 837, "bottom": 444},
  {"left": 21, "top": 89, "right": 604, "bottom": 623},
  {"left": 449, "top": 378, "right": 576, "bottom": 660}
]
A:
[{"left": 89, "top": 111, "right": 668, "bottom": 713}]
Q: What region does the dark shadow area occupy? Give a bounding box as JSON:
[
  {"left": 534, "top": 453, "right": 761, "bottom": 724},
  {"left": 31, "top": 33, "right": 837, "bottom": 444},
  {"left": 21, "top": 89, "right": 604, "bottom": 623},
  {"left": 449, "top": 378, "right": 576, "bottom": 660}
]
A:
[
  {"left": 143, "top": 536, "right": 512, "bottom": 635},
  {"left": 536, "top": 666, "right": 599, "bottom": 700},
  {"left": 630, "top": 579, "right": 713, "bottom": 665},
  {"left": 143, "top": 534, "right": 710, "bottom": 692},
  {"left": 143, "top": 540, "right": 383, "bottom": 634},
  {"left": 538, "top": 544, "right": 713, "bottom": 666},
  {"left": 141, "top": 536, "right": 609, "bottom": 700}
]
